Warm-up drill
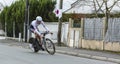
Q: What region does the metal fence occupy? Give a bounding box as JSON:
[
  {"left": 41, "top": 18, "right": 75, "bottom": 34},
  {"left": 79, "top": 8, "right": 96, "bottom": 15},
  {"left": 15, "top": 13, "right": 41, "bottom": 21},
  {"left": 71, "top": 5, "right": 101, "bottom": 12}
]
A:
[
  {"left": 84, "top": 18, "right": 103, "bottom": 41},
  {"left": 83, "top": 18, "right": 120, "bottom": 42},
  {"left": 104, "top": 18, "right": 120, "bottom": 42}
]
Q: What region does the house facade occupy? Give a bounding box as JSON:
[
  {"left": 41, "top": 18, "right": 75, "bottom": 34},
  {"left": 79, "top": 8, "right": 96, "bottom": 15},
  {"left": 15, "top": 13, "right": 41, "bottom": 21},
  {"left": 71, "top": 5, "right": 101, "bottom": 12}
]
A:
[
  {"left": 64, "top": 0, "right": 120, "bottom": 14},
  {"left": 64, "top": 0, "right": 120, "bottom": 52}
]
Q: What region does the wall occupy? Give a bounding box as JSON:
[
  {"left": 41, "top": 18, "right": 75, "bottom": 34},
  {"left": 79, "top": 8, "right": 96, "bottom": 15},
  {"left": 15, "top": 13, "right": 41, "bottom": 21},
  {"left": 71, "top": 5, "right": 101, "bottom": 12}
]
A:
[
  {"left": 31, "top": 22, "right": 69, "bottom": 44},
  {"left": 67, "top": 18, "right": 120, "bottom": 52}
]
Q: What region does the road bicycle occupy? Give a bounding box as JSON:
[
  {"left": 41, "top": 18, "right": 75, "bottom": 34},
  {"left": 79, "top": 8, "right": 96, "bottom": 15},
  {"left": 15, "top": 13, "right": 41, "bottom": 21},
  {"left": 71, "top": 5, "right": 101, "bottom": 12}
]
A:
[{"left": 29, "top": 31, "right": 55, "bottom": 55}]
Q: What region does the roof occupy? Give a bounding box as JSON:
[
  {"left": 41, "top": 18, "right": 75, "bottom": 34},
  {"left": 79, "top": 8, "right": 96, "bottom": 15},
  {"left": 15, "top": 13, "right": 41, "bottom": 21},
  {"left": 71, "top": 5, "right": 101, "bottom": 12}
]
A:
[{"left": 64, "top": 0, "right": 120, "bottom": 14}]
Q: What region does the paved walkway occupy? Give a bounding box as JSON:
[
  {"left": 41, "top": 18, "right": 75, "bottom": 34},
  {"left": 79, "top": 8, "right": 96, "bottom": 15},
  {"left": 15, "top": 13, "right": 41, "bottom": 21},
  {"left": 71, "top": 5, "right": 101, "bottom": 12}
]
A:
[
  {"left": 0, "top": 37, "right": 120, "bottom": 63},
  {"left": 56, "top": 46, "right": 120, "bottom": 63}
]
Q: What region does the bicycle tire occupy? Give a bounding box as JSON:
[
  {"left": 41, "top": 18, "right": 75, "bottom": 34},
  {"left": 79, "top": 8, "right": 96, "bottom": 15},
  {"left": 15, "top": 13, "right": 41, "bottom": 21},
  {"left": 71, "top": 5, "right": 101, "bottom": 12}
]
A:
[{"left": 44, "top": 38, "right": 55, "bottom": 55}]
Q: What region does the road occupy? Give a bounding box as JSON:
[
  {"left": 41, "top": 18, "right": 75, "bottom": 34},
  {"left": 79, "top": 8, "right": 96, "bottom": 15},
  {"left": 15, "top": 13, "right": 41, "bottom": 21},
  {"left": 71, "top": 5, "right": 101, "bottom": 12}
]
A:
[{"left": 0, "top": 44, "right": 117, "bottom": 64}]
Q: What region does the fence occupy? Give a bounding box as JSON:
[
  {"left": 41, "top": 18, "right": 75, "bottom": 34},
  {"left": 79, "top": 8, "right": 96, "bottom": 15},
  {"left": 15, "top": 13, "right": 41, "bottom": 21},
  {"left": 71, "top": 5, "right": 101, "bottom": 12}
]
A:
[
  {"left": 104, "top": 18, "right": 120, "bottom": 42},
  {"left": 68, "top": 18, "right": 120, "bottom": 52},
  {"left": 84, "top": 18, "right": 103, "bottom": 40},
  {"left": 83, "top": 18, "right": 120, "bottom": 42}
]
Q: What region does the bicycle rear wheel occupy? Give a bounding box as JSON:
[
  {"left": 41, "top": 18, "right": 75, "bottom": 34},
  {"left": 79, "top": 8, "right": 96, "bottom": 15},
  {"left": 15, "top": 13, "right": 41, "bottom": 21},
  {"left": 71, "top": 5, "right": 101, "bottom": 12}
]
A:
[{"left": 44, "top": 38, "right": 55, "bottom": 55}]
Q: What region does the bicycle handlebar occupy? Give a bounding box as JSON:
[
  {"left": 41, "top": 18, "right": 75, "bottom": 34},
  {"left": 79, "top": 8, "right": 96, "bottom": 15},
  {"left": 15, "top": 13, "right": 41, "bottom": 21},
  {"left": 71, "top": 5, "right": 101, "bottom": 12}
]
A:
[{"left": 41, "top": 31, "right": 53, "bottom": 36}]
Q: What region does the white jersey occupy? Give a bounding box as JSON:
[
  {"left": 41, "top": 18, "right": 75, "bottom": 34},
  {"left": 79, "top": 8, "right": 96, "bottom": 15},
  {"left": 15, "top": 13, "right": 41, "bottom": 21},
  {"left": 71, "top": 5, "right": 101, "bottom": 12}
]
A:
[{"left": 31, "top": 20, "right": 49, "bottom": 31}]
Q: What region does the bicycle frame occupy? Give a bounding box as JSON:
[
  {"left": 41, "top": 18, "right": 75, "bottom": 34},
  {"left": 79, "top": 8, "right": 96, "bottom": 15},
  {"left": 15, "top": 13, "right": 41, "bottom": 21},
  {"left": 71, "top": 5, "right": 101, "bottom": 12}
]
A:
[{"left": 29, "top": 31, "right": 55, "bottom": 54}]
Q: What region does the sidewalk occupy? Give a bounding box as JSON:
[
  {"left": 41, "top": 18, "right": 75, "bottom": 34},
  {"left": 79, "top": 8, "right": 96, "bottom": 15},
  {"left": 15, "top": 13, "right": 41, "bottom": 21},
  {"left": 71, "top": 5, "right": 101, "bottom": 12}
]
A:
[
  {"left": 56, "top": 46, "right": 120, "bottom": 63},
  {"left": 0, "top": 38, "right": 120, "bottom": 63}
]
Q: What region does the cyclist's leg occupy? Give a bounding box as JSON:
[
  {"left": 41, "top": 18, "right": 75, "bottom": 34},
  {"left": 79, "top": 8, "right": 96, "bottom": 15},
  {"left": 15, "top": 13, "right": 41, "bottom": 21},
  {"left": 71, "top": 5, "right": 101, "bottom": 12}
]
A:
[
  {"left": 34, "top": 30, "right": 42, "bottom": 44},
  {"left": 29, "top": 27, "right": 35, "bottom": 51},
  {"left": 34, "top": 30, "right": 44, "bottom": 51},
  {"left": 34, "top": 33, "right": 41, "bottom": 44}
]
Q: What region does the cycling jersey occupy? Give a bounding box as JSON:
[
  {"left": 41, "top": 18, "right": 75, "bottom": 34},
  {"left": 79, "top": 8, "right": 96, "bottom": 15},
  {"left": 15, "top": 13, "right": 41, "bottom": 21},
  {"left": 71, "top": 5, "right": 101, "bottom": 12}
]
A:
[{"left": 30, "top": 20, "right": 49, "bottom": 35}]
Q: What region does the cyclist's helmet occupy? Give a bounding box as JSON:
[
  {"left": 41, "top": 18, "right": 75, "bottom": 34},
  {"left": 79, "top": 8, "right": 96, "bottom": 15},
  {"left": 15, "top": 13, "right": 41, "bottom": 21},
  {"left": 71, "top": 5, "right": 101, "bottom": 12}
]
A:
[{"left": 36, "top": 16, "right": 42, "bottom": 22}]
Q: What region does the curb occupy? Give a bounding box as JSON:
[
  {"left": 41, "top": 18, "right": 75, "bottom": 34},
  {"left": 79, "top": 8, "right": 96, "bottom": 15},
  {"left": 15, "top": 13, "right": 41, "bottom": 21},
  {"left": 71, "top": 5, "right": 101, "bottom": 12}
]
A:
[
  {"left": 56, "top": 50, "right": 120, "bottom": 63},
  {"left": 5, "top": 37, "right": 19, "bottom": 40},
  {"left": 5, "top": 37, "right": 23, "bottom": 42}
]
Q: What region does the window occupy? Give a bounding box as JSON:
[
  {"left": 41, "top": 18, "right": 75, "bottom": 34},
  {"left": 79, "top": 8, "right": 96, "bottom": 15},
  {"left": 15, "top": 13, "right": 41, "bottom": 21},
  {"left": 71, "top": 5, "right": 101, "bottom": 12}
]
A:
[{"left": 73, "top": 19, "right": 81, "bottom": 28}]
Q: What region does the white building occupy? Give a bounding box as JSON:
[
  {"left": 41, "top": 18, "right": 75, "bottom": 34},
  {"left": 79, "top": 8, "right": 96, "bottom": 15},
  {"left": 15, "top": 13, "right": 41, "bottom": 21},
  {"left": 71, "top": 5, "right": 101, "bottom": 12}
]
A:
[{"left": 64, "top": 0, "right": 120, "bottom": 14}]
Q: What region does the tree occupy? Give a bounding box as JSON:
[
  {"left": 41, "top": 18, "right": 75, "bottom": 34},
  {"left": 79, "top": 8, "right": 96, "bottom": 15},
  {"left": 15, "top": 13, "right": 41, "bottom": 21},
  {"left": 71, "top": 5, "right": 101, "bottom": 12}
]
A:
[
  {"left": 70, "top": 0, "right": 120, "bottom": 34},
  {"left": 71, "top": 0, "right": 120, "bottom": 16},
  {"left": 29, "top": 0, "right": 56, "bottom": 22},
  {"left": 92, "top": 0, "right": 120, "bottom": 34},
  {"left": 0, "top": 0, "right": 56, "bottom": 37}
]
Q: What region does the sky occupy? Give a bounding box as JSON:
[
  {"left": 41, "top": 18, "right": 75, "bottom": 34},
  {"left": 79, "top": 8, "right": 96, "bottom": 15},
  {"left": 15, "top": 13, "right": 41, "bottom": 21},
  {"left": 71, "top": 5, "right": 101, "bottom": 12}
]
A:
[
  {"left": 0, "top": 0, "right": 15, "bottom": 6},
  {"left": 56, "top": 0, "right": 77, "bottom": 11}
]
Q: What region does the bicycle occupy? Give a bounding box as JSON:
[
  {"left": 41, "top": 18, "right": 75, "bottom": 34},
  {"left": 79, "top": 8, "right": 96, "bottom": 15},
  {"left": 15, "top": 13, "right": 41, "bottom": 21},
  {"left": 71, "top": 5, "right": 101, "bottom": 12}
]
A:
[{"left": 29, "top": 31, "right": 55, "bottom": 55}]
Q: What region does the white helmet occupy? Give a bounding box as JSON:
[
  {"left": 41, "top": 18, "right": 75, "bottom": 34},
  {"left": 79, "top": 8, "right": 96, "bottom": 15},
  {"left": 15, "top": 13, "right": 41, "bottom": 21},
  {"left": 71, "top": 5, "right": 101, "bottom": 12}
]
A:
[{"left": 36, "top": 16, "right": 42, "bottom": 22}]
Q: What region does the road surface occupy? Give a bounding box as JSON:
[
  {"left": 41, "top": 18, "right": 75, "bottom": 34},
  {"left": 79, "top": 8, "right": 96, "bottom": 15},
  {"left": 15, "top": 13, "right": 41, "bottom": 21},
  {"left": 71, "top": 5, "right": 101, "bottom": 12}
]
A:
[{"left": 0, "top": 44, "right": 117, "bottom": 64}]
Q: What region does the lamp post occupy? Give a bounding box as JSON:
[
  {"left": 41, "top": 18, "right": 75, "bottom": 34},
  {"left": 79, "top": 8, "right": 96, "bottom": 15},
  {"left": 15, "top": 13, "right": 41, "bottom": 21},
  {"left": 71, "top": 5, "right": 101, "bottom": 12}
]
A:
[
  {"left": 57, "top": 0, "right": 63, "bottom": 46},
  {"left": 25, "top": 0, "right": 29, "bottom": 42}
]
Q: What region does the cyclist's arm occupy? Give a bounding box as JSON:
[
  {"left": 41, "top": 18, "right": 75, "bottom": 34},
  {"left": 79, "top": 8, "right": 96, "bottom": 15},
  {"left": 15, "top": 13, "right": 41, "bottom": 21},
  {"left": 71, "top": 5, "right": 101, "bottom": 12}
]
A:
[
  {"left": 31, "top": 24, "right": 40, "bottom": 33},
  {"left": 31, "top": 20, "right": 41, "bottom": 35},
  {"left": 41, "top": 21, "right": 49, "bottom": 32},
  {"left": 36, "top": 26, "right": 40, "bottom": 31}
]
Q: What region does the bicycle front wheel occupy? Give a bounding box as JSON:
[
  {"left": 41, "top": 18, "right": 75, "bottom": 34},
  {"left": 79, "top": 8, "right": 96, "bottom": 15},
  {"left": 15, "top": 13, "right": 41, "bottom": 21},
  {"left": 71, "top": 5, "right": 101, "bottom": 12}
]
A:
[{"left": 44, "top": 38, "right": 55, "bottom": 55}]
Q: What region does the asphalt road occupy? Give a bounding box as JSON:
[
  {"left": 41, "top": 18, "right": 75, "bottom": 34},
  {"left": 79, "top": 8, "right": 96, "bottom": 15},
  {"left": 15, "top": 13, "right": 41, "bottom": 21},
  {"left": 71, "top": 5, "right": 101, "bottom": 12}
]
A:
[{"left": 0, "top": 44, "right": 117, "bottom": 64}]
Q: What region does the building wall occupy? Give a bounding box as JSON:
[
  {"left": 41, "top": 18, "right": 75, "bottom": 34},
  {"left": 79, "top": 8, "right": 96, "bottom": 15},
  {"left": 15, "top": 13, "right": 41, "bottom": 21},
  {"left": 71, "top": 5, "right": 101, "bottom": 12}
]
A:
[{"left": 65, "top": 0, "right": 120, "bottom": 14}]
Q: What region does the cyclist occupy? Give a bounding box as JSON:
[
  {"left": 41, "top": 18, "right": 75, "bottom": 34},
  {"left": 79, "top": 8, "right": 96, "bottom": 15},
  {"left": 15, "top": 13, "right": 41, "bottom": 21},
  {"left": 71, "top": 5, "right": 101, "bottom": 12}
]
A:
[{"left": 29, "top": 16, "right": 49, "bottom": 51}]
